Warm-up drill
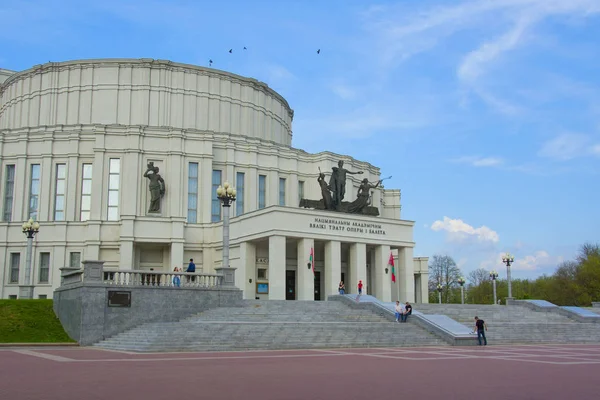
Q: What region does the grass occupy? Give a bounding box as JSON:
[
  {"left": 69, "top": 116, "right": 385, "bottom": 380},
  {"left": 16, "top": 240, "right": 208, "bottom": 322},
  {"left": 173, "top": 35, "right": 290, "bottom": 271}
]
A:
[{"left": 0, "top": 299, "right": 76, "bottom": 343}]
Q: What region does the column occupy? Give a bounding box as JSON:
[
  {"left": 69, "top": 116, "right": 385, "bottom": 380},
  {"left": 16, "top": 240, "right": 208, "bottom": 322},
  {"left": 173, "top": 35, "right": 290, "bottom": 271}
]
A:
[
  {"left": 121, "top": 152, "right": 140, "bottom": 216},
  {"left": 38, "top": 157, "right": 52, "bottom": 221},
  {"left": 420, "top": 271, "right": 429, "bottom": 304},
  {"left": 324, "top": 240, "right": 341, "bottom": 299},
  {"left": 374, "top": 245, "right": 391, "bottom": 302},
  {"left": 238, "top": 242, "right": 256, "bottom": 299},
  {"left": 297, "top": 238, "right": 315, "bottom": 301},
  {"left": 90, "top": 151, "right": 105, "bottom": 220},
  {"left": 65, "top": 156, "right": 78, "bottom": 221},
  {"left": 398, "top": 247, "right": 415, "bottom": 302},
  {"left": 200, "top": 156, "right": 213, "bottom": 223},
  {"left": 119, "top": 240, "right": 134, "bottom": 270},
  {"left": 14, "top": 157, "right": 27, "bottom": 220},
  {"left": 269, "top": 172, "right": 278, "bottom": 206},
  {"left": 349, "top": 243, "right": 367, "bottom": 295},
  {"left": 268, "top": 236, "right": 286, "bottom": 300},
  {"left": 170, "top": 241, "right": 184, "bottom": 271}
]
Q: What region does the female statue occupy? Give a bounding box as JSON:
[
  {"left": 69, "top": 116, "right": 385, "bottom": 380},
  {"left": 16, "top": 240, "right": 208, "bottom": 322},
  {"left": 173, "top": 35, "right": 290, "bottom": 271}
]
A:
[
  {"left": 348, "top": 178, "right": 381, "bottom": 214},
  {"left": 144, "top": 162, "right": 166, "bottom": 213}
]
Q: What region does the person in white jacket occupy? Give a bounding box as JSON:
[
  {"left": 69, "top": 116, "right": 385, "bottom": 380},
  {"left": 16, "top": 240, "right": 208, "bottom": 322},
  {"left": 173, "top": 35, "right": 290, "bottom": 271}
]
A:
[{"left": 394, "top": 301, "right": 405, "bottom": 323}]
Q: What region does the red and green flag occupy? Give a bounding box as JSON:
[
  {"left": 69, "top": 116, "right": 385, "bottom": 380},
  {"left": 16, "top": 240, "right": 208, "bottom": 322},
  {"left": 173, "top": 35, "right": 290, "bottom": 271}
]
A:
[
  {"left": 310, "top": 248, "right": 314, "bottom": 275},
  {"left": 389, "top": 252, "right": 396, "bottom": 283}
]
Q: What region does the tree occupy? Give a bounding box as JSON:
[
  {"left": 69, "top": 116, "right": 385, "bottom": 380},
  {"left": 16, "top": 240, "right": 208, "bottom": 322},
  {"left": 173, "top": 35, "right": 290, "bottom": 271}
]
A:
[
  {"left": 428, "top": 254, "right": 462, "bottom": 303},
  {"left": 468, "top": 268, "right": 489, "bottom": 286}
]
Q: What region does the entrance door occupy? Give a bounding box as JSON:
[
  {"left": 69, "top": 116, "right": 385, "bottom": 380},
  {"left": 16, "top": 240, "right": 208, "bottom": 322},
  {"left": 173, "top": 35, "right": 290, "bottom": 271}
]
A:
[
  {"left": 314, "top": 271, "right": 321, "bottom": 301},
  {"left": 286, "top": 271, "right": 296, "bottom": 300}
]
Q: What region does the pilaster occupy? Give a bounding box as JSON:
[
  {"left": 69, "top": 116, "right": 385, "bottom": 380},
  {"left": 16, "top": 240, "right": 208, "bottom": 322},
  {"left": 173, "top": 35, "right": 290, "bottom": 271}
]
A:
[{"left": 238, "top": 242, "right": 256, "bottom": 299}]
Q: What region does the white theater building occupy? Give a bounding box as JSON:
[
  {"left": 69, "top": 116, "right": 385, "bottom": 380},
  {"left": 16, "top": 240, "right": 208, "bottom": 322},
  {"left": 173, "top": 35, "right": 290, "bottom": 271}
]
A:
[{"left": 0, "top": 59, "right": 429, "bottom": 302}]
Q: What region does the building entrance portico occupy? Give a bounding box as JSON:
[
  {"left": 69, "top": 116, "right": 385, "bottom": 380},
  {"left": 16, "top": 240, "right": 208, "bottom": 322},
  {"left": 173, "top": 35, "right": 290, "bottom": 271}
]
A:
[{"left": 229, "top": 207, "right": 429, "bottom": 303}]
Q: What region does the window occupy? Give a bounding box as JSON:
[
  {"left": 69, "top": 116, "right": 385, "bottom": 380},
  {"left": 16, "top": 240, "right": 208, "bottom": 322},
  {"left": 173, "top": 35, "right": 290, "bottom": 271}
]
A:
[
  {"left": 3, "top": 165, "right": 15, "bottom": 222},
  {"left": 236, "top": 172, "right": 245, "bottom": 216},
  {"left": 257, "top": 268, "right": 267, "bottom": 280},
  {"left": 187, "top": 163, "right": 199, "bottom": 223},
  {"left": 69, "top": 252, "right": 81, "bottom": 268},
  {"left": 298, "top": 180, "right": 305, "bottom": 204},
  {"left": 80, "top": 164, "right": 93, "bottom": 221},
  {"left": 258, "top": 175, "right": 266, "bottom": 209},
  {"left": 279, "top": 178, "right": 286, "bottom": 206},
  {"left": 9, "top": 295, "right": 17, "bottom": 300},
  {"left": 107, "top": 159, "right": 120, "bottom": 221},
  {"left": 39, "top": 252, "right": 50, "bottom": 283},
  {"left": 38, "top": 295, "right": 47, "bottom": 299},
  {"left": 211, "top": 170, "right": 222, "bottom": 222},
  {"left": 29, "top": 164, "right": 41, "bottom": 220},
  {"left": 54, "top": 164, "right": 66, "bottom": 221},
  {"left": 9, "top": 253, "right": 20, "bottom": 283}
]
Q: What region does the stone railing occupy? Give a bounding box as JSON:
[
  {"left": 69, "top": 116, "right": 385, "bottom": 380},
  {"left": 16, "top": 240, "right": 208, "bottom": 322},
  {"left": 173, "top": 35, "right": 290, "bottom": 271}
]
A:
[{"left": 105, "top": 270, "right": 223, "bottom": 288}]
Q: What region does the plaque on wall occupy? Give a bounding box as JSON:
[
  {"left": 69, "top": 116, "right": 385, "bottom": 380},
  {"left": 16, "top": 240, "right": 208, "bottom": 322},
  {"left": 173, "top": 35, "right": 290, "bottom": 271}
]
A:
[{"left": 107, "top": 291, "right": 132, "bottom": 307}]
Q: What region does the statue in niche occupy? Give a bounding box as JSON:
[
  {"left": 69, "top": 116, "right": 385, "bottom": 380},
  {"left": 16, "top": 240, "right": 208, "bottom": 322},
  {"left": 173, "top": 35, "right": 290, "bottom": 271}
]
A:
[
  {"left": 328, "top": 160, "right": 363, "bottom": 210},
  {"left": 347, "top": 178, "right": 382, "bottom": 214},
  {"left": 144, "top": 162, "right": 165, "bottom": 213}
]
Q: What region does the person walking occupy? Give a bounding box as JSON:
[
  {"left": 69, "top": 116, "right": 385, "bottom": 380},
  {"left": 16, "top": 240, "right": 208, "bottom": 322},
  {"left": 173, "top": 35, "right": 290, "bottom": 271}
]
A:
[
  {"left": 357, "top": 280, "right": 363, "bottom": 295},
  {"left": 338, "top": 281, "right": 346, "bottom": 295},
  {"left": 474, "top": 316, "right": 488, "bottom": 346}
]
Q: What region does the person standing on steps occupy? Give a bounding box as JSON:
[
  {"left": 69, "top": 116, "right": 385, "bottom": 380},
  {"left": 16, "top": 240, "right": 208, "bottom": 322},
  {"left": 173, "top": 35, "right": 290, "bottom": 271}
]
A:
[
  {"left": 474, "top": 316, "right": 488, "bottom": 346},
  {"left": 356, "top": 280, "right": 364, "bottom": 302},
  {"left": 186, "top": 258, "right": 196, "bottom": 283},
  {"left": 338, "top": 281, "right": 346, "bottom": 295}
]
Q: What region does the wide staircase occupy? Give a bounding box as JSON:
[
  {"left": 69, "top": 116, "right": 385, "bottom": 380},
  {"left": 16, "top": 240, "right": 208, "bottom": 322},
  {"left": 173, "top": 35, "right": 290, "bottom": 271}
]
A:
[
  {"left": 413, "top": 303, "right": 600, "bottom": 344},
  {"left": 94, "top": 300, "right": 447, "bottom": 352}
]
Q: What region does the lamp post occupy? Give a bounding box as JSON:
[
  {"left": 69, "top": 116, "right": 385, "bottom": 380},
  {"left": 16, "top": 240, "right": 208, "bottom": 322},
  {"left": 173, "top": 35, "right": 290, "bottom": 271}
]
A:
[
  {"left": 502, "top": 253, "right": 515, "bottom": 299},
  {"left": 20, "top": 218, "right": 40, "bottom": 299},
  {"left": 436, "top": 283, "right": 443, "bottom": 304},
  {"left": 489, "top": 270, "right": 499, "bottom": 305},
  {"left": 457, "top": 276, "right": 466, "bottom": 304},
  {"left": 215, "top": 182, "right": 237, "bottom": 287}
]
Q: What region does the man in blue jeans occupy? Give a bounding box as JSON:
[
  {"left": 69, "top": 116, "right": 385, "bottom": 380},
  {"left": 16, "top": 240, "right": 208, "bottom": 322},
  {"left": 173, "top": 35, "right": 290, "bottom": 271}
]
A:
[
  {"left": 474, "top": 316, "right": 488, "bottom": 345},
  {"left": 186, "top": 258, "right": 196, "bottom": 282}
]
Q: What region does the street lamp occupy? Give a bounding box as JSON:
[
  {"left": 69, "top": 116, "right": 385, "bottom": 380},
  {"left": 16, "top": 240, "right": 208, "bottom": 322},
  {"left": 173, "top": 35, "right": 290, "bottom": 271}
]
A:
[
  {"left": 436, "top": 283, "right": 443, "bottom": 304},
  {"left": 489, "top": 270, "right": 499, "bottom": 305},
  {"left": 457, "top": 276, "right": 466, "bottom": 304},
  {"left": 502, "top": 253, "right": 515, "bottom": 299},
  {"left": 216, "top": 182, "right": 237, "bottom": 286},
  {"left": 21, "top": 218, "right": 40, "bottom": 299}
]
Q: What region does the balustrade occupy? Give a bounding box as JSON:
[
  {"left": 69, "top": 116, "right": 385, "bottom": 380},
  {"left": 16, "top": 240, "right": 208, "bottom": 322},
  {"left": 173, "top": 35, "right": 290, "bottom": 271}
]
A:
[{"left": 105, "top": 270, "right": 223, "bottom": 288}]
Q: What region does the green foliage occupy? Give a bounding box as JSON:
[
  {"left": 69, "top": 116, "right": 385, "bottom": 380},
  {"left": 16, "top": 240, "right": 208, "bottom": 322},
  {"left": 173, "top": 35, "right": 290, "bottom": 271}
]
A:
[
  {"left": 0, "top": 299, "right": 75, "bottom": 343},
  {"left": 462, "top": 243, "right": 600, "bottom": 306}
]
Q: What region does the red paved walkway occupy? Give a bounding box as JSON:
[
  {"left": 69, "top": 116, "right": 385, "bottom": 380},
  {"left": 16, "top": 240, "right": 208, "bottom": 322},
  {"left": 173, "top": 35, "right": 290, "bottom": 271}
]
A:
[{"left": 1, "top": 344, "right": 600, "bottom": 399}]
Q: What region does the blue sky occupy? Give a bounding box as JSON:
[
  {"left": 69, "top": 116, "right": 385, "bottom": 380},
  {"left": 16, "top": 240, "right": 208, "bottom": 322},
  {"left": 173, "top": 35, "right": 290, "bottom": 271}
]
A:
[{"left": 1, "top": 0, "right": 599, "bottom": 280}]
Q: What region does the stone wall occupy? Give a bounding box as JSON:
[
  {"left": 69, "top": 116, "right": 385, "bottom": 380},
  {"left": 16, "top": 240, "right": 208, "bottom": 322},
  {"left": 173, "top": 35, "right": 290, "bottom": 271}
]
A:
[{"left": 54, "top": 261, "right": 242, "bottom": 345}]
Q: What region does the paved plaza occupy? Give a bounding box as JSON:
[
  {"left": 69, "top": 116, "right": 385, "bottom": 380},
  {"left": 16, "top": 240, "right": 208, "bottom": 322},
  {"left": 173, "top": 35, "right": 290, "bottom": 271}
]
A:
[{"left": 2, "top": 344, "right": 600, "bottom": 399}]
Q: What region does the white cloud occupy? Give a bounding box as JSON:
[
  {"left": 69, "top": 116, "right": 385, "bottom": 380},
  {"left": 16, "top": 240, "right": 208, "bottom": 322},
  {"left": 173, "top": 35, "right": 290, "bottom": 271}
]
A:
[
  {"left": 431, "top": 216, "right": 500, "bottom": 243},
  {"left": 538, "top": 133, "right": 600, "bottom": 160},
  {"left": 452, "top": 156, "right": 504, "bottom": 167},
  {"left": 264, "top": 64, "right": 296, "bottom": 83},
  {"left": 480, "top": 250, "right": 564, "bottom": 272}
]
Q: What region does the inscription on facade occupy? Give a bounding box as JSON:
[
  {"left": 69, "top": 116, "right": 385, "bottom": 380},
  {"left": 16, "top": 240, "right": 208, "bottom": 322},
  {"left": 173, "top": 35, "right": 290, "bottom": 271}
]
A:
[{"left": 308, "top": 217, "right": 387, "bottom": 235}]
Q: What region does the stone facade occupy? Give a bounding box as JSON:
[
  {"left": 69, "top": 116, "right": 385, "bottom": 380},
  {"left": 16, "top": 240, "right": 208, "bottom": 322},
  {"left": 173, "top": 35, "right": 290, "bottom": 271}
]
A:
[{"left": 0, "top": 58, "right": 429, "bottom": 303}]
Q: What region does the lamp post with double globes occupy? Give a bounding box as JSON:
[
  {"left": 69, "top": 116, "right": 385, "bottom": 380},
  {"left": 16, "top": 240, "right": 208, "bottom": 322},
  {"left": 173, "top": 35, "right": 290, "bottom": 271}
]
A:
[
  {"left": 215, "top": 182, "right": 237, "bottom": 287},
  {"left": 489, "top": 270, "right": 499, "bottom": 305},
  {"left": 502, "top": 253, "right": 515, "bottom": 299},
  {"left": 20, "top": 218, "right": 40, "bottom": 299},
  {"left": 436, "top": 283, "right": 443, "bottom": 304},
  {"left": 457, "top": 276, "right": 466, "bottom": 304}
]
